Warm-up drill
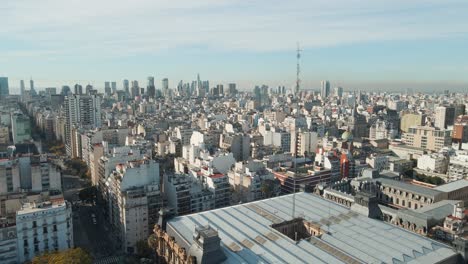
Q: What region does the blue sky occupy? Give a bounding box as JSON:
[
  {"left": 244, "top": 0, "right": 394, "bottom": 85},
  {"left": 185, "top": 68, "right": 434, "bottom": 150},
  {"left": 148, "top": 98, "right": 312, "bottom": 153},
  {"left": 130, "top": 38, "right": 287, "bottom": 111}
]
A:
[{"left": 1, "top": 0, "right": 468, "bottom": 92}]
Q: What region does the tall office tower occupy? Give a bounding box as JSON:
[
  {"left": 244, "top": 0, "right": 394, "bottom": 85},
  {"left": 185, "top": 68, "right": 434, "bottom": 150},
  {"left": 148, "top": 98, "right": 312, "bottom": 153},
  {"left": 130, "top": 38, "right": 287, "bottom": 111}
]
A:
[
  {"left": 334, "top": 86, "right": 343, "bottom": 98},
  {"left": 320, "top": 80, "right": 330, "bottom": 99},
  {"left": 228, "top": 83, "right": 237, "bottom": 95},
  {"left": 29, "top": 79, "right": 37, "bottom": 96},
  {"left": 73, "top": 84, "right": 83, "bottom": 95},
  {"left": 104, "top": 81, "right": 111, "bottom": 96},
  {"left": 64, "top": 94, "right": 102, "bottom": 156},
  {"left": 85, "top": 84, "right": 93, "bottom": 95},
  {"left": 123, "top": 79, "right": 130, "bottom": 95},
  {"left": 162, "top": 78, "right": 169, "bottom": 97},
  {"left": 435, "top": 106, "right": 456, "bottom": 129},
  {"left": 111, "top": 81, "right": 117, "bottom": 93},
  {"left": 202, "top": 81, "right": 209, "bottom": 94},
  {"left": 20, "top": 80, "right": 25, "bottom": 95},
  {"left": 147, "top": 76, "right": 156, "bottom": 98},
  {"left": 131, "top": 80, "right": 140, "bottom": 98},
  {"left": 216, "top": 84, "right": 224, "bottom": 96},
  {"left": 0, "top": 77, "right": 9, "bottom": 99},
  {"left": 61, "top": 85, "right": 71, "bottom": 95}
]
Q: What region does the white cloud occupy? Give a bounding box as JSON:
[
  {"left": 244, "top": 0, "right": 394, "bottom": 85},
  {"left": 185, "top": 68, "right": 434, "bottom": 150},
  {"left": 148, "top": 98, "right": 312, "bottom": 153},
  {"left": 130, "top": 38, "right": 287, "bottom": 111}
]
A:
[{"left": 1, "top": 0, "right": 468, "bottom": 58}]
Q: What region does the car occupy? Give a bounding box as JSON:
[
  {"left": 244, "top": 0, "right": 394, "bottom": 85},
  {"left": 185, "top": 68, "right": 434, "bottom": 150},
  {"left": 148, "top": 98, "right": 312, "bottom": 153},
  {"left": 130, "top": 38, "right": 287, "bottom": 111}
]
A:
[
  {"left": 91, "top": 213, "right": 96, "bottom": 218},
  {"left": 92, "top": 219, "right": 97, "bottom": 225}
]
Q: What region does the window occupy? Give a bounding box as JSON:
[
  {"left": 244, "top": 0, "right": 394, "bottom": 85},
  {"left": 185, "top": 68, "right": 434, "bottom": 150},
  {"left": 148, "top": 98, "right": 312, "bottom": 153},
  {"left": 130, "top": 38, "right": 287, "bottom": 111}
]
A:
[
  {"left": 402, "top": 200, "right": 405, "bottom": 206},
  {"left": 33, "top": 221, "right": 37, "bottom": 228},
  {"left": 53, "top": 225, "right": 57, "bottom": 232},
  {"left": 43, "top": 227, "right": 48, "bottom": 234}
]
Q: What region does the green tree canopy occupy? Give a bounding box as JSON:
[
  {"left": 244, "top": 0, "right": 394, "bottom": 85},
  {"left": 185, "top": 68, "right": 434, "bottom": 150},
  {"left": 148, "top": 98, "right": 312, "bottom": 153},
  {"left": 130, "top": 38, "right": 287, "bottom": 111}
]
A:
[{"left": 32, "top": 248, "right": 92, "bottom": 264}]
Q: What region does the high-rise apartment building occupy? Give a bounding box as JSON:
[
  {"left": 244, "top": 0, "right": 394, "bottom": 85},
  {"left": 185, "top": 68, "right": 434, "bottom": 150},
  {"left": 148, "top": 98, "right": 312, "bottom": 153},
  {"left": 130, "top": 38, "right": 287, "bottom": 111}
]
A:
[
  {"left": 105, "top": 159, "right": 161, "bottom": 253},
  {"left": 0, "top": 77, "right": 9, "bottom": 99},
  {"left": 11, "top": 112, "right": 32, "bottom": 144},
  {"left": 320, "top": 80, "right": 330, "bottom": 99},
  {"left": 64, "top": 94, "right": 102, "bottom": 156},
  {"left": 403, "top": 126, "right": 452, "bottom": 152}
]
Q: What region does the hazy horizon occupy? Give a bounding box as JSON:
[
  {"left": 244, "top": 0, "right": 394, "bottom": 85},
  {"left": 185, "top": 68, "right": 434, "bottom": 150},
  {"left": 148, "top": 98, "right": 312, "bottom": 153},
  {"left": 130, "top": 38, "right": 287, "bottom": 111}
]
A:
[{"left": 2, "top": 0, "right": 468, "bottom": 92}]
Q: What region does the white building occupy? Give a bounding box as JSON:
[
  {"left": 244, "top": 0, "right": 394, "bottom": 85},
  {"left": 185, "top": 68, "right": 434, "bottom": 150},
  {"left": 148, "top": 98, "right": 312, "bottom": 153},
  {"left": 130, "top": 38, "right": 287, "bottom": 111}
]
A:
[
  {"left": 366, "top": 154, "right": 389, "bottom": 171},
  {"left": 417, "top": 153, "right": 449, "bottom": 174},
  {"left": 105, "top": 159, "right": 161, "bottom": 253},
  {"left": 0, "top": 155, "right": 61, "bottom": 195},
  {"left": 448, "top": 150, "right": 468, "bottom": 182},
  {"left": 290, "top": 130, "right": 318, "bottom": 157},
  {"left": 227, "top": 161, "right": 275, "bottom": 203},
  {"left": 0, "top": 221, "right": 17, "bottom": 264},
  {"left": 16, "top": 199, "right": 73, "bottom": 263}
]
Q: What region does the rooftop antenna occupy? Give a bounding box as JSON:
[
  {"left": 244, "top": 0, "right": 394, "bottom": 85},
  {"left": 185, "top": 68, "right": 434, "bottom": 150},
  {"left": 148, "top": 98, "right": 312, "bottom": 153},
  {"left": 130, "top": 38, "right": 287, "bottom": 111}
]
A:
[
  {"left": 295, "top": 42, "right": 302, "bottom": 96},
  {"left": 292, "top": 130, "right": 298, "bottom": 219}
]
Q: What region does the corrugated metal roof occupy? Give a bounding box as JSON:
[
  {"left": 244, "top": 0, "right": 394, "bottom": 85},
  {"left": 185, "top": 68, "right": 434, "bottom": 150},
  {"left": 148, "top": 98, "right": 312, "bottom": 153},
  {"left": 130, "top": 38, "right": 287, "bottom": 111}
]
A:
[
  {"left": 434, "top": 179, "right": 468, "bottom": 192},
  {"left": 167, "top": 192, "right": 458, "bottom": 263}
]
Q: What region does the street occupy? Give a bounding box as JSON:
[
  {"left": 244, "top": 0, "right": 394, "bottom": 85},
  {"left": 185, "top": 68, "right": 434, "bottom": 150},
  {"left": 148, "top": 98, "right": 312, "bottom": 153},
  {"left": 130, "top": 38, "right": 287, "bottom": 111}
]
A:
[{"left": 62, "top": 174, "right": 117, "bottom": 259}]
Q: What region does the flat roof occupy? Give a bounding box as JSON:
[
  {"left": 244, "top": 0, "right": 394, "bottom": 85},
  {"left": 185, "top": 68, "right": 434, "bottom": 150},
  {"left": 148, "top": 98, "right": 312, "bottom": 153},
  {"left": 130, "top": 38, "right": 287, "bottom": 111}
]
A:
[
  {"left": 167, "top": 192, "right": 457, "bottom": 264},
  {"left": 434, "top": 179, "right": 468, "bottom": 193}
]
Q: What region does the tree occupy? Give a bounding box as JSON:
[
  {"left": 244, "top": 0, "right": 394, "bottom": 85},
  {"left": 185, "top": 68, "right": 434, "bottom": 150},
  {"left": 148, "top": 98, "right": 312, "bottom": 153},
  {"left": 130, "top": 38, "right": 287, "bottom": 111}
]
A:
[
  {"left": 32, "top": 248, "right": 92, "bottom": 264},
  {"left": 79, "top": 186, "right": 97, "bottom": 202},
  {"left": 261, "top": 179, "right": 277, "bottom": 198},
  {"left": 136, "top": 239, "right": 153, "bottom": 258}
]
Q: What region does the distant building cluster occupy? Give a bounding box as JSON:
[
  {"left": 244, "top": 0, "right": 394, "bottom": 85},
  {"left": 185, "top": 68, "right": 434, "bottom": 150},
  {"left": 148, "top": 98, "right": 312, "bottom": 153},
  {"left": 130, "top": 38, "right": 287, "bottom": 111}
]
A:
[{"left": 1, "top": 74, "right": 468, "bottom": 262}]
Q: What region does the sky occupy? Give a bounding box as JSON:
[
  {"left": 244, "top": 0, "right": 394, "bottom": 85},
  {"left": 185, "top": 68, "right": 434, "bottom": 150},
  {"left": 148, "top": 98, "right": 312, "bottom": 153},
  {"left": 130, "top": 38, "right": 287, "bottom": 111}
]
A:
[{"left": 1, "top": 0, "right": 468, "bottom": 93}]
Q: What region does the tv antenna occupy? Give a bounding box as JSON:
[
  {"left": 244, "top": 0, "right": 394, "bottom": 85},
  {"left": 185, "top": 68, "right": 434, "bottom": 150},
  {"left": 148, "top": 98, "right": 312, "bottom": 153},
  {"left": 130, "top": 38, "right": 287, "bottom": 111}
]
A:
[{"left": 295, "top": 43, "right": 302, "bottom": 96}]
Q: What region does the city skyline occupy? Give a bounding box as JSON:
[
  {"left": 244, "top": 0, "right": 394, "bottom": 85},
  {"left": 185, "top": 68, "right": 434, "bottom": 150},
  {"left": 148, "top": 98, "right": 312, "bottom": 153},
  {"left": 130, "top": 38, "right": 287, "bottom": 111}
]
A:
[{"left": 1, "top": 0, "right": 468, "bottom": 91}]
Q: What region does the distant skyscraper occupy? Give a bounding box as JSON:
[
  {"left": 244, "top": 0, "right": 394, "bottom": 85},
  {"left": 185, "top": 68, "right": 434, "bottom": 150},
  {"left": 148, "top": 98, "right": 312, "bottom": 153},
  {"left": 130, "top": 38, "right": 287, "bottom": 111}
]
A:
[
  {"left": 74, "top": 84, "right": 83, "bottom": 95},
  {"left": 111, "top": 81, "right": 117, "bottom": 93},
  {"left": 104, "top": 81, "right": 111, "bottom": 96},
  {"left": 61, "top": 85, "right": 71, "bottom": 96},
  {"left": 320, "top": 80, "right": 330, "bottom": 99},
  {"left": 162, "top": 78, "right": 169, "bottom": 97},
  {"left": 30, "top": 79, "right": 37, "bottom": 96},
  {"left": 0, "top": 77, "right": 9, "bottom": 98},
  {"left": 85, "top": 84, "right": 93, "bottom": 95},
  {"left": 20, "top": 80, "right": 25, "bottom": 96},
  {"left": 123, "top": 79, "right": 130, "bottom": 95},
  {"left": 435, "top": 106, "right": 456, "bottom": 129},
  {"left": 131, "top": 80, "right": 140, "bottom": 97},
  {"left": 228, "top": 83, "right": 237, "bottom": 95},
  {"left": 147, "top": 76, "right": 156, "bottom": 98},
  {"left": 334, "top": 86, "right": 343, "bottom": 98}
]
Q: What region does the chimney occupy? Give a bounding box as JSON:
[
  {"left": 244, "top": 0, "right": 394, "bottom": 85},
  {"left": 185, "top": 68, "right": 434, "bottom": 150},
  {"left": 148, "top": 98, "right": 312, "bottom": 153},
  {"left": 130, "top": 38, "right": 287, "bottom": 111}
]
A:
[{"left": 188, "top": 225, "right": 226, "bottom": 264}]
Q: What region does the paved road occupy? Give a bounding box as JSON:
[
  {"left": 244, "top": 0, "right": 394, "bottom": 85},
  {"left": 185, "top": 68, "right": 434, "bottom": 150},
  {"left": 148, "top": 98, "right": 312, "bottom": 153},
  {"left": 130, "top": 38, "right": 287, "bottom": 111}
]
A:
[
  {"left": 73, "top": 204, "right": 116, "bottom": 258},
  {"left": 63, "top": 174, "right": 116, "bottom": 259}
]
